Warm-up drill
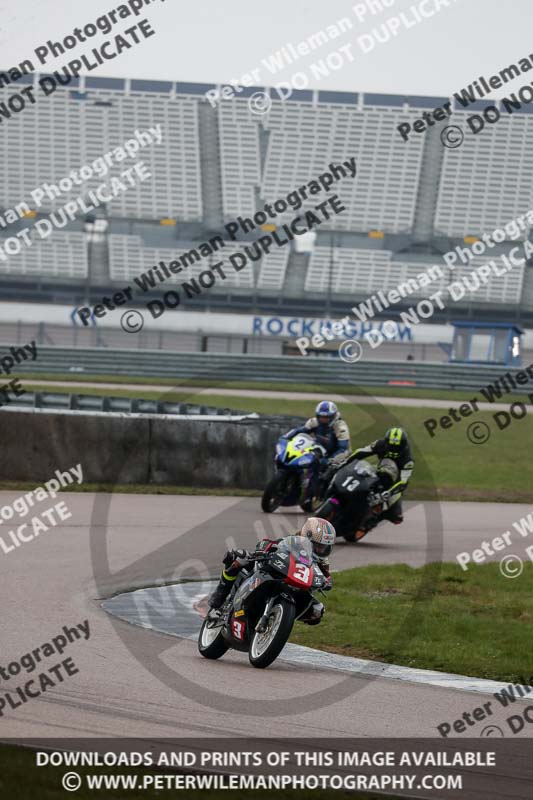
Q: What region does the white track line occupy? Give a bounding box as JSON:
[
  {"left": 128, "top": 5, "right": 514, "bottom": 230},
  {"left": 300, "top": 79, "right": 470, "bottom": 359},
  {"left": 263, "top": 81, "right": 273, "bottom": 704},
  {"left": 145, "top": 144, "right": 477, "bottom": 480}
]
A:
[{"left": 104, "top": 583, "right": 531, "bottom": 699}]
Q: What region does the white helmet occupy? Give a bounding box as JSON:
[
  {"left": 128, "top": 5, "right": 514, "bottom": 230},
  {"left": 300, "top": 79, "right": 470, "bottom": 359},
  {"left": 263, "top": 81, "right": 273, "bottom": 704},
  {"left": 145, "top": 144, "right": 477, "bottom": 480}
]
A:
[{"left": 301, "top": 517, "right": 336, "bottom": 557}]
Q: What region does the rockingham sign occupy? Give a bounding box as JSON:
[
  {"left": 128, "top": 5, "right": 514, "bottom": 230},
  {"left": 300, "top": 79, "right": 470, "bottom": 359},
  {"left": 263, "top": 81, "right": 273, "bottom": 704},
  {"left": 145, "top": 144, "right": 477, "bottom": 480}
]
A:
[{"left": 4, "top": 302, "right": 533, "bottom": 352}]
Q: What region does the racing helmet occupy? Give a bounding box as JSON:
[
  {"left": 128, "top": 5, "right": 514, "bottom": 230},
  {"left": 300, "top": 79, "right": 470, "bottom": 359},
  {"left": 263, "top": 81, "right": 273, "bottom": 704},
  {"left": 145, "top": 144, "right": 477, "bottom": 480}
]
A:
[
  {"left": 301, "top": 517, "right": 336, "bottom": 557},
  {"left": 384, "top": 427, "right": 408, "bottom": 459},
  {"left": 315, "top": 400, "right": 338, "bottom": 427}
]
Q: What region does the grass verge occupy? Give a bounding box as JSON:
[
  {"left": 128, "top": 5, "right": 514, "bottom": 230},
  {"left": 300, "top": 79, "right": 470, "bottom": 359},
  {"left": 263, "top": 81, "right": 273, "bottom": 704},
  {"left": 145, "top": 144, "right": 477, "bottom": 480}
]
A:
[
  {"left": 14, "top": 384, "right": 533, "bottom": 503},
  {"left": 16, "top": 371, "right": 512, "bottom": 404},
  {"left": 0, "top": 481, "right": 260, "bottom": 497},
  {"left": 290, "top": 561, "right": 533, "bottom": 683},
  {"left": 0, "top": 744, "right": 400, "bottom": 800}
]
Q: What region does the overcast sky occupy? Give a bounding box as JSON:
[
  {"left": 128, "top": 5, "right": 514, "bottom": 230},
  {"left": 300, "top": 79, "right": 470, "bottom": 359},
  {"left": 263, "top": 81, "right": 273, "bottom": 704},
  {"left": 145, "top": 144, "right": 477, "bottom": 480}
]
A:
[{"left": 1, "top": 0, "right": 532, "bottom": 98}]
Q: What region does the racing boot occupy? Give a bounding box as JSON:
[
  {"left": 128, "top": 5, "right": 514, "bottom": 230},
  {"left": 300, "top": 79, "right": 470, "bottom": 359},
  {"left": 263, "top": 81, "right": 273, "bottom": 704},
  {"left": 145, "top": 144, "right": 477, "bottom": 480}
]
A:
[
  {"left": 208, "top": 582, "right": 230, "bottom": 609},
  {"left": 354, "top": 513, "right": 379, "bottom": 540},
  {"left": 300, "top": 601, "right": 325, "bottom": 626},
  {"left": 208, "top": 573, "right": 234, "bottom": 609},
  {"left": 208, "top": 549, "right": 250, "bottom": 609}
]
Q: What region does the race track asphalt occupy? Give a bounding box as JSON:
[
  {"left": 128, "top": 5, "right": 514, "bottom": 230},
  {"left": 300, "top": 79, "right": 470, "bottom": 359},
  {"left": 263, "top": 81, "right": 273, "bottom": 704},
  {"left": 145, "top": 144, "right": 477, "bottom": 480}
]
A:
[{"left": 2, "top": 491, "right": 532, "bottom": 751}]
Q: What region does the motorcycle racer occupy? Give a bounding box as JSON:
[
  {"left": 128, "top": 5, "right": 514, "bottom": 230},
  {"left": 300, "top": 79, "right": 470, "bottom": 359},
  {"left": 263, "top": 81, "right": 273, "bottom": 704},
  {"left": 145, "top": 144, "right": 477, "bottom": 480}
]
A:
[
  {"left": 208, "top": 518, "right": 336, "bottom": 625},
  {"left": 285, "top": 401, "right": 351, "bottom": 463},
  {"left": 343, "top": 427, "right": 414, "bottom": 530}
]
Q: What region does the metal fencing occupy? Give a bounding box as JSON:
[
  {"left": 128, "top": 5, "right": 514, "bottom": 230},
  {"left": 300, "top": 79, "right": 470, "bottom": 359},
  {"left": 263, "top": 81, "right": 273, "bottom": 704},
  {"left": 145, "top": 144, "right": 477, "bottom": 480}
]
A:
[{"left": 7, "top": 345, "right": 533, "bottom": 394}]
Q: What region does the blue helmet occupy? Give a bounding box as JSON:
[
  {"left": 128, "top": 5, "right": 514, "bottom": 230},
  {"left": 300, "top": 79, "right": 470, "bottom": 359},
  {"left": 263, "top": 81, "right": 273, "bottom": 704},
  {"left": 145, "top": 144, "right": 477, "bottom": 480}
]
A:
[{"left": 315, "top": 400, "right": 338, "bottom": 427}]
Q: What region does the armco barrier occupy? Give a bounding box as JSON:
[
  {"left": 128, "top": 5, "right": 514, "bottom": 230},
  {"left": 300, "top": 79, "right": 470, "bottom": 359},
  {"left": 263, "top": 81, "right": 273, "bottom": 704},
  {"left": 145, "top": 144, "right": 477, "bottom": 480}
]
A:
[
  {"left": 7, "top": 345, "right": 533, "bottom": 393},
  {"left": 0, "top": 410, "right": 303, "bottom": 489}
]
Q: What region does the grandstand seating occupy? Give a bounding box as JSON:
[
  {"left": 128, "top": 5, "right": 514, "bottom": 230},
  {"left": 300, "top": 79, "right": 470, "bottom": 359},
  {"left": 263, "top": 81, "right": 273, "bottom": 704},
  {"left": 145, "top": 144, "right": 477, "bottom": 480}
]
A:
[
  {"left": 0, "top": 76, "right": 532, "bottom": 312},
  {"left": 217, "top": 101, "right": 262, "bottom": 220},
  {"left": 108, "top": 234, "right": 289, "bottom": 291},
  {"left": 0, "top": 81, "right": 203, "bottom": 222},
  {"left": 0, "top": 231, "right": 87, "bottom": 278},
  {"left": 306, "top": 246, "right": 525, "bottom": 305},
  {"left": 259, "top": 98, "right": 425, "bottom": 234},
  {"left": 436, "top": 111, "right": 533, "bottom": 238}
]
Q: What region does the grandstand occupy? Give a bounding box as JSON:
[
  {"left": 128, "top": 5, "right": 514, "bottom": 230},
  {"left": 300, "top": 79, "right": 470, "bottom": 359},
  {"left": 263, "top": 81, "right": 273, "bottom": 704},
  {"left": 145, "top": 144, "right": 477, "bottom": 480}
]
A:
[{"left": 1, "top": 75, "right": 532, "bottom": 349}]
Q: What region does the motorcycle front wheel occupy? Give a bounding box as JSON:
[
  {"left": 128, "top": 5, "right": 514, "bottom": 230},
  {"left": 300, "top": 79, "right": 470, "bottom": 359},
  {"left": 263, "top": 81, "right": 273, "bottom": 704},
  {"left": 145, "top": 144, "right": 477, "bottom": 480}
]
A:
[
  {"left": 249, "top": 599, "right": 296, "bottom": 669},
  {"left": 261, "top": 472, "right": 287, "bottom": 513},
  {"left": 198, "top": 616, "right": 229, "bottom": 659},
  {"left": 300, "top": 493, "right": 323, "bottom": 513}
]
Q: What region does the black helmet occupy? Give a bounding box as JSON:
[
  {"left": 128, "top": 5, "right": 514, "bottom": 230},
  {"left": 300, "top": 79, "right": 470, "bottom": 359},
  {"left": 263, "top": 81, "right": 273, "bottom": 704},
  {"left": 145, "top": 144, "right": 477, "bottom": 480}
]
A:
[{"left": 384, "top": 427, "right": 408, "bottom": 459}]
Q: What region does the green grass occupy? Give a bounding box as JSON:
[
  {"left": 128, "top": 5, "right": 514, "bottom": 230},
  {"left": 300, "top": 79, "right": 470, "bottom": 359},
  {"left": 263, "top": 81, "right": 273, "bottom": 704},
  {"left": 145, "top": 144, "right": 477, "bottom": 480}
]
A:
[
  {"left": 291, "top": 561, "right": 533, "bottom": 683},
  {"left": 18, "top": 383, "right": 533, "bottom": 503},
  {"left": 188, "top": 394, "right": 533, "bottom": 502},
  {"left": 0, "top": 480, "right": 260, "bottom": 497},
  {"left": 16, "top": 371, "right": 513, "bottom": 404},
  {"left": 0, "top": 744, "right": 400, "bottom": 800}
]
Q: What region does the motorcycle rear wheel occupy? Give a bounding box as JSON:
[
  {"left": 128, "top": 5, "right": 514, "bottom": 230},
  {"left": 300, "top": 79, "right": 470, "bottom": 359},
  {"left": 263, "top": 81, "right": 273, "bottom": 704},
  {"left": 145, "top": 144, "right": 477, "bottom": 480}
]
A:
[
  {"left": 261, "top": 473, "right": 286, "bottom": 513},
  {"left": 198, "top": 617, "right": 229, "bottom": 659},
  {"left": 249, "top": 599, "right": 295, "bottom": 669}
]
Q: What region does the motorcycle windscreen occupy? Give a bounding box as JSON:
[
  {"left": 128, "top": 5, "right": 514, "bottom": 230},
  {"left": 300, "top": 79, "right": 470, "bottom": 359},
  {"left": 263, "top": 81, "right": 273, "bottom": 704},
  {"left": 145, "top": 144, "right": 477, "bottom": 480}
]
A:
[
  {"left": 284, "top": 434, "right": 316, "bottom": 465},
  {"left": 351, "top": 459, "right": 377, "bottom": 478},
  {"left": 334, "top": 459, "right": 379, "bottom": 495},
  {"left": 275, "top": 535, "right": 315, "bottom": 589}
]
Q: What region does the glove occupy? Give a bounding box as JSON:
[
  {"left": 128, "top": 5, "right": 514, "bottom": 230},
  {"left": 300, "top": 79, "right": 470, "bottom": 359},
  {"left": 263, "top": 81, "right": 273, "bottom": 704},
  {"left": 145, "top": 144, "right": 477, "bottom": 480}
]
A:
[
  {"left": 254, "top": 540, "right": 277, "bottom": 557},
  {"left": 368, "top": 492, "right": 379, "bottom": 508},
  {"left": 323, "top": 576, "right": 333, "bottom": 591},
  {"left": 331, "top": 452, "right": 350, "bottom": 467},
  {"left": 380, "top": 490, "right": 391, "bottom": 508},
  {"left": 222, "top": 548, "right": 248, "bottom": 567},
  {"left": 375, "top": 441, "right": 388, "bottom": 457}
]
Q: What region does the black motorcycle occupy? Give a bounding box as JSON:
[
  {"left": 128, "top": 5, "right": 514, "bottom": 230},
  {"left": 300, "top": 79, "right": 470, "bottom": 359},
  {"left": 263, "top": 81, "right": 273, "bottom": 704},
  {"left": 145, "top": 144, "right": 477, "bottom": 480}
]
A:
[
  {"left": 316, "top": 459, "right": 384, "bottom": 542},
  {"left": 198, "top": 535, "right": 327, "bottom": 669}
]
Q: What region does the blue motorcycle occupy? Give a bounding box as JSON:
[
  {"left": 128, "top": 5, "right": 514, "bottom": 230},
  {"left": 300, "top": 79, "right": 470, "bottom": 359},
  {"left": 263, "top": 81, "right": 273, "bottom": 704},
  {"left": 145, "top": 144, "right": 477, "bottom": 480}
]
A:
[{"left": 261, "top": 433, "right": 325, "bottom": 513}]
